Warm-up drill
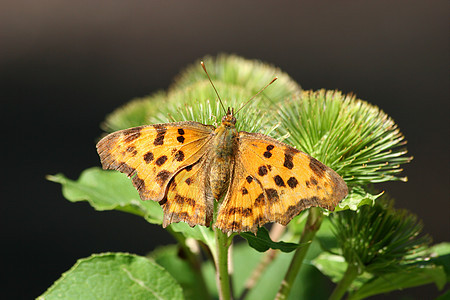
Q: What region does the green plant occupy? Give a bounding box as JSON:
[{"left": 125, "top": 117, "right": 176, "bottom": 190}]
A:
[{"left": 43, "top": 54, "right": 449, "bottom": 300}]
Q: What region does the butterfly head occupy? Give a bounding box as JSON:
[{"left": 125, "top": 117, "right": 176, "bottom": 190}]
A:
[{"left": 221, "top": 107, "right": 237, "bottom": 126}]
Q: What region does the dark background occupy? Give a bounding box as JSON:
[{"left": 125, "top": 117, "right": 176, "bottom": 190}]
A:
[{"left": 2, "top": 1, "right": 448, "bottom": 299}]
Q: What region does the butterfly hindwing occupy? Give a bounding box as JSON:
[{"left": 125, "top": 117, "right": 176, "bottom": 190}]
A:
[
  {"left": 216, "top": 131, "right": 348, "bottom": 233},
  {"left": 161, "top": 157, "right": 213, "bottom": 227},
  {"left": 215, "top": 170, "right": 268, "bottom": 233},
  {"left": 97, "top": 121, "right": 215, "bottom": 202}
]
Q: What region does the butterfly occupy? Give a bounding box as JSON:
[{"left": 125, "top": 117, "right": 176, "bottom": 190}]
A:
[{"left": 96, "top": 63, "right": 348, "bottom": 233}]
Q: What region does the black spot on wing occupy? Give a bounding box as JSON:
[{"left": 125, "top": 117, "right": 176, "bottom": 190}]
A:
[
  {"left": 143, "top": 151, "right": 154, "bottom": 163},
  {"left": 263, "top": 144, "right": 274, "bottom": 158},
  {"left": 177, "top": 136, "right": 185, "bottom": 143},
  {"left": 258, "top": 165, "right": 268, "bottom": 176},
  {"left": 274, "top": 175, "right": 285, "bottom": 187},
  {"left": 174, "top": 150, "right": 185, "bottom": 162},
  {"left": 287, "top": 177, "right": 298, "bottom": 189},
  {"left": 153, "top": 125, "right": 167, "bottom": 146},
  {"left": 283, "top": 152, "right": 294, "bottom": 169},
  {"left": 155, "top": 155, "right": 168, "bottom": 166}
]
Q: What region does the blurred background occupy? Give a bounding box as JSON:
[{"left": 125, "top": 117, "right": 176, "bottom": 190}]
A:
[{"left": 1, "top": 1, "right": 448, "bottom": 299}]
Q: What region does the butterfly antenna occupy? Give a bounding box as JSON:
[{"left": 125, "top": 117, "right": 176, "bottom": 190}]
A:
[
  {"left": 235, "top": 77, "right": 278, "bottom": 115},
  {"left": 201, "top": 61, "right": 227, "bottom": 114}
]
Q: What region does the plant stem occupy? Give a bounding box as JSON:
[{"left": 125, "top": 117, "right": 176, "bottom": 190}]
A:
[
  {"left": 329, "top": 263, "right": 359, "bottom": 300},
  {"left": 275, "top": 207, "right": 323, "bottom": 300},
  {"left": 215, "top": 227, "right": 233, "bottom": 300}
]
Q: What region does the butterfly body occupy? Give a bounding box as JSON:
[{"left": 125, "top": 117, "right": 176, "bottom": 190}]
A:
[
  {"left": 207, "top": 111, "right": 238, "bottom": 202},
  {"left": 97, "top": 108, "right": 348, "bottom": 233}
]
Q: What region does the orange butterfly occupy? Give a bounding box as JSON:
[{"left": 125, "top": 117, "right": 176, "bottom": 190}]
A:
[{"left": 96, "top": 63, "right": 348, "bottom": 233}]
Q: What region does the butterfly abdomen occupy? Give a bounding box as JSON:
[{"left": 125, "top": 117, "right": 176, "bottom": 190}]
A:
[{"left": 207, "top": 123, "right": 238, "bottom": 202}]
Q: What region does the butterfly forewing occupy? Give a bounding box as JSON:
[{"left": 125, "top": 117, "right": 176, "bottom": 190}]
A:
[
  {"left": 96, "top": 121, "right": 215, "bottom": 202},
  {"left": 216, "top": 131, "right": 348, "bottom": 233}
]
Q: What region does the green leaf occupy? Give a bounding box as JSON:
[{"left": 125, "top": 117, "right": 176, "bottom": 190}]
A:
[
  {"left": 312, "top": 252, "right": 372, "bottom": 289},
  {"left": 349, "top": 264, "right": 447, "bottom": 300},
  {"left": 150, "top": 245, "right": 210, "bottom": 300},
  {"left": 334, "top": 186, "right": 383, "bottom": 212},
  {"left": 47, "top": 167, "right": 163, "bottom": 224},
  {"left": 312, "top": 252, "right": 346, "bottom": 282},
  {"left": 312, "top": 246, "right": 449, "bottom": 299},
  {"left": 38, "top": 252, "right": 184, "bottom": 300},
  {"left": 240, "top": 227, "right": 302, "bottom": 253},
  {"left": 168, "top": 222, "right": 216, "bottom": 257},
  {"left": 428, "top": 242, "right": 450, "bottom": 282}
]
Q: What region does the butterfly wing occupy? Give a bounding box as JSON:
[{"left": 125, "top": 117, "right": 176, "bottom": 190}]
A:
[
  {"left": 161, "top": 157, "right": 213, "bottom": 227},
  {"left": 97, "top": 121, "right": 215, "bottom": 202},
  {"left": 216, "top": 131, "right": 348, "bottom": 233}
]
